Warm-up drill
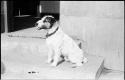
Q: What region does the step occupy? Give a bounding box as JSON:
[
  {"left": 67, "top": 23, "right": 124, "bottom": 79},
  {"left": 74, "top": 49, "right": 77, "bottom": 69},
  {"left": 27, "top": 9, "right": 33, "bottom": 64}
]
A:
[{"left": 1, "top": 34, "right": 104, "bottom": 79}]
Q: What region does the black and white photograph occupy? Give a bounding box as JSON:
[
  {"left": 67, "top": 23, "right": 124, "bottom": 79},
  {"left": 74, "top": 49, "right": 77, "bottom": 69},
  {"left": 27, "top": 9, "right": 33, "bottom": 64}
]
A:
[{"left": 1, "top": 1, "right": 124, "bottom": 80}]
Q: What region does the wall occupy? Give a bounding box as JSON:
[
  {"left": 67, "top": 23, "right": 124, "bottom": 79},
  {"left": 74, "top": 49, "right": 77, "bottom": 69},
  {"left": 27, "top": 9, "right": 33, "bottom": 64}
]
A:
[
  {"left": 40, "top": 1, "right": 60, "bottom": 14},
  {"left": 60, "top": 1, "right": 124, "bottom": 18},
  {"left": 60, "top": 1, "right": 124, "bottom": 71},
  {"left": 39, "top": 1, "right": 60, "bottom": 20}
]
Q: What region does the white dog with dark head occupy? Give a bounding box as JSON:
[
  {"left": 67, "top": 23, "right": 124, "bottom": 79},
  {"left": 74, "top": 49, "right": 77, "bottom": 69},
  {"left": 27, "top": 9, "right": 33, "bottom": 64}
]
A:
[{"left": 35, "top": 15, "right": 88, "bottom": 67}]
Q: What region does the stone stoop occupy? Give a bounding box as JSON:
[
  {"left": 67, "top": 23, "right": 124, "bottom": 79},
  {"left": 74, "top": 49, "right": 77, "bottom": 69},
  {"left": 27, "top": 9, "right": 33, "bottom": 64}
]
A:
[{"left": 1, "top": 33, "right": 104, "bottom": 79}]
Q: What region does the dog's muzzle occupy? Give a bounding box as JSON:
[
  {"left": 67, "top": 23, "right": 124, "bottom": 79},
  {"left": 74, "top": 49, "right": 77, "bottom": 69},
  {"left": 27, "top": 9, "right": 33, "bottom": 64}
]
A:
[
  {"left": 37, "top": 27, "right": 43, "bottom": 30},
  {"left": 35, "top": 23, "right": 45, "bottom": 30},
  {"left": 35, "top": 23, "right": 38, "bottom": 27},
  {"left": 36, "top": 25, "right": 49, "bottom": 30},
  {"left": 35, "top": 23, "right": 41, "bottom": 30}
]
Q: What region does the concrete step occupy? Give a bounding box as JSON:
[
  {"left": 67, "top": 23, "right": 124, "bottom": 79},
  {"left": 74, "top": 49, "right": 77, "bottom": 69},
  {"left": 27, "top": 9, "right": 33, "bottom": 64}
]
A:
[
  {"left": 2, "top": 49, "right": 103, "bottom": 79},
  {"left": 1, "top": 34, "right": 104, "bottom": 79}
]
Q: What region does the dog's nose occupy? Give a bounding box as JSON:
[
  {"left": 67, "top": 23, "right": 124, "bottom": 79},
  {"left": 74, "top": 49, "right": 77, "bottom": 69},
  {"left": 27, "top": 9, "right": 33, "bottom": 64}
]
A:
[
  {"left": 37, "top": 27, "right": 42, "bottom": 30},
  {"left": 35, "top": 23, "right": 38, "bottom": 27}
]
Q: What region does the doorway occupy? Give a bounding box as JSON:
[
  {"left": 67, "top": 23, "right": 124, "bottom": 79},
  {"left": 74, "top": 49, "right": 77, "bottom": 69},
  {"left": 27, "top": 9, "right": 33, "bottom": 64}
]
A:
[
  {"left": 12, "top": 1, "right": 60, "bottom": 31},
  {"left": 1, "top": 1, "right": 60, "bottom": 32}
]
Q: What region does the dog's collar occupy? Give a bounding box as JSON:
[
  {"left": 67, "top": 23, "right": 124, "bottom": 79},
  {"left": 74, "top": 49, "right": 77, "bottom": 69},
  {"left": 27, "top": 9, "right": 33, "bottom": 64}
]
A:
[{"left": 46, "top": 27, "right": 59, "bottom": 38}]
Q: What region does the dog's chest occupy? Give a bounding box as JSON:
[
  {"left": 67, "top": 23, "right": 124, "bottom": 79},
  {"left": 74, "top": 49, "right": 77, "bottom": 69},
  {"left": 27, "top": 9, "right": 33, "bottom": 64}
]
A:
[{"left": 46, "top": 31, "right": 63, "bottom": 47}]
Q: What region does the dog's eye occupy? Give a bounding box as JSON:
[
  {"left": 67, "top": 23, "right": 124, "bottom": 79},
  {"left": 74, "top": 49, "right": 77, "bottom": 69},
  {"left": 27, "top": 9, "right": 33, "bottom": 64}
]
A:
[
  {"left": 43, "top": 18, "right": 49, "bottom": 22},
  {"left": 43, "top": 20, "right": 47, "bottom": 23},
  {"left": 43, "top": 17, "right": 52, "bottom": 23}
]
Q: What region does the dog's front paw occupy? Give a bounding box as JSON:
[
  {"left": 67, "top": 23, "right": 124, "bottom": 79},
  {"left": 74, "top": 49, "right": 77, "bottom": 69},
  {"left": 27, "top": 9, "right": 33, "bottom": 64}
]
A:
[
  {"left": 71, "top": 63, "right": 82, "bottom": 68},
  {"left": 76, "top": 62, "right": 83, "bottom": 67},
  {"left": 51, "top": 62, "right": 58, "bottom": 67},
  {"left": 71, "top": 62, "right": 83, "bottom": 68}
]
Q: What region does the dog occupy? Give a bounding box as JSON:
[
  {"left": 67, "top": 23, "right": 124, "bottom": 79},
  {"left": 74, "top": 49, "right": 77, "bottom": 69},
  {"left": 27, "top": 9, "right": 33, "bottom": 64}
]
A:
[{"left": 35, "top": 15, "right": 88, "bottom": 67}]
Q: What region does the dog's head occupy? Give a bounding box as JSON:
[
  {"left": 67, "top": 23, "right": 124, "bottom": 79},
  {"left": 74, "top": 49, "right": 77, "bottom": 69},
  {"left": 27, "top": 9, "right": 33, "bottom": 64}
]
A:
[{"left": 35, "top": 15, "right": 56, "bottom": 30}]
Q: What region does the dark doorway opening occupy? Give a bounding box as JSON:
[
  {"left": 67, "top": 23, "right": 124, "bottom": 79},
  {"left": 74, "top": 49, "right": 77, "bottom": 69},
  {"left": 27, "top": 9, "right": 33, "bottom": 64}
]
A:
[
  {"left": 12, "top": 1, "right": 40, "bottom": 31},
  {"left": 3, "top": 1, "right": 60, "bottom": 32},
  {"left": 13, "top": 1, "right": 39, "bottom": 17}
]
